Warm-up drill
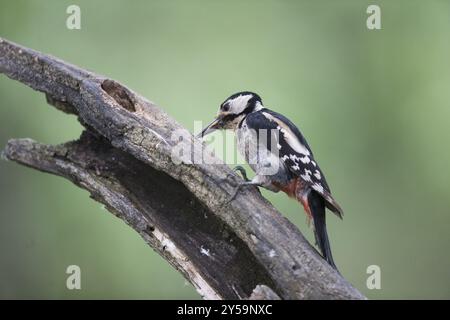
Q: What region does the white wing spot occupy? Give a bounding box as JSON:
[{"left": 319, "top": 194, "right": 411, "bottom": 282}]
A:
[
  {"left": 300, "top": 155, "right": 310, "bottom": 164},
  {"left": 314, "top": 170, "right": 321, "bottom": 180},
  {"left": 301, "top": 169, "right": 313, "bottom": 182},
  {"left": 313, "top": 183, "right": 324, "bottom": 194},
  {"left": 301, "top": 173, "right": 312, "bottom": 182}
]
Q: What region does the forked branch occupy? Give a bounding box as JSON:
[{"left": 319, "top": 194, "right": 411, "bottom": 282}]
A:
[{"left": 0, "top": 38, "right": 365, "bottom": 300}]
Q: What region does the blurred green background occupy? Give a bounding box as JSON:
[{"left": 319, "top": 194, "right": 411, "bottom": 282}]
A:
[{"left": 1, "top": 0, "right": 450, "bottom": 299}]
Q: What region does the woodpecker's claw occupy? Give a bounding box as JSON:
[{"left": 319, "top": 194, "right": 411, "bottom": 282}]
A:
[
  {"left": 232, "top": 165, "right": 250, "bottom": 182},
  {"left": 223, "top": 165, "right": 250, "bottom": 184},
  {"left": 227, "top": 181, "right": 253, "bottom": 204},
  {"left": 225, "top": 181, "right": 262, "bottom": 205}
]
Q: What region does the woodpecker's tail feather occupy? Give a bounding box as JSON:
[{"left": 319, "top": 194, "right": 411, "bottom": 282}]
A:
[{"left": 307, "top": 191, "right": 338, "bottom": 271}]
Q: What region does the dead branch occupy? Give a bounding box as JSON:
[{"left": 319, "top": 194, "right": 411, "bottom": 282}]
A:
[{"left": 0, "top": 37, "right": 365, "bottom": 300}]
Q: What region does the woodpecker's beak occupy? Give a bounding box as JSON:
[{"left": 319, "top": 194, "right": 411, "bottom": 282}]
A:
[{"left": 197, "top": 116, "right": 223, "bottom": 138}]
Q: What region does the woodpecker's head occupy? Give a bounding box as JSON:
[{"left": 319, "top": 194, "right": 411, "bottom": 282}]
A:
[{"left": 198, "top": 91, "right": 262, "bottom": 138}]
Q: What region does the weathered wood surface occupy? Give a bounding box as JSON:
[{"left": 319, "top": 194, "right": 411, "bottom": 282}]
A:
[{"left": 0, "top": 37, "right": 365, "bottom": 300}]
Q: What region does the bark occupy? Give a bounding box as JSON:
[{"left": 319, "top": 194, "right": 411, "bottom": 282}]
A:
[{"left": 0, "top": 37, "right": 365, "bottom": 300}]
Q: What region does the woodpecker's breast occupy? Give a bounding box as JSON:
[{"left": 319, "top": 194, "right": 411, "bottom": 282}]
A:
[
  {"left": 236, "top": 118, "right": 257, "bottom": 171},
  {"left": 236, "top": 116, "right": 291, "bottom": 185}
]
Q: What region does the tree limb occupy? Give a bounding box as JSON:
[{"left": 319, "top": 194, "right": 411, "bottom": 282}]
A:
[{"left": 0, "top": 37, "right": 365, "bottom": 300}]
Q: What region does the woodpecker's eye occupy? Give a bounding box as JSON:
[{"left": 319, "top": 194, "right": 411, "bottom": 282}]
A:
[{"left": 222, "top": 103, "right": 230, "bottom": 112}]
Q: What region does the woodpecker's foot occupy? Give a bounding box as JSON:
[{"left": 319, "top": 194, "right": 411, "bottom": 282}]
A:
[
  {"left": 232, "top": 165, "right": 250, "bottom": 182},
  {"left": 223, "top": 165, "right": 250, "bottom": 184},
  {"left": 226, "top": 181, "right": 260, "bottom": 204}
]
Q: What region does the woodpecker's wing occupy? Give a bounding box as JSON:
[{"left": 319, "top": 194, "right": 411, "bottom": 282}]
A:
[{"left": 247, "top": 109, "right": 343, "bottom": 217}]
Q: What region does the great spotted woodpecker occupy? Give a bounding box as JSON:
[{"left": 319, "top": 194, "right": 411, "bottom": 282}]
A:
[{"left": 198, "top": 91, "right": 343, "bottom": 270}]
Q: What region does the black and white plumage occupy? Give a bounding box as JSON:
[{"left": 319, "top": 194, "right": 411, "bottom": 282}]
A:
[{"left": 199, "top": 91, "right": 343, "bottom": 269}]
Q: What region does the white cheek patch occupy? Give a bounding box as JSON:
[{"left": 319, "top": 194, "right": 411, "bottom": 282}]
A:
[
  {"left": 254, "top": 101, "right": 264, "bottom": 111},
  {"left": 227, "top": 94, "right": 253, "bottom": 114}
]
